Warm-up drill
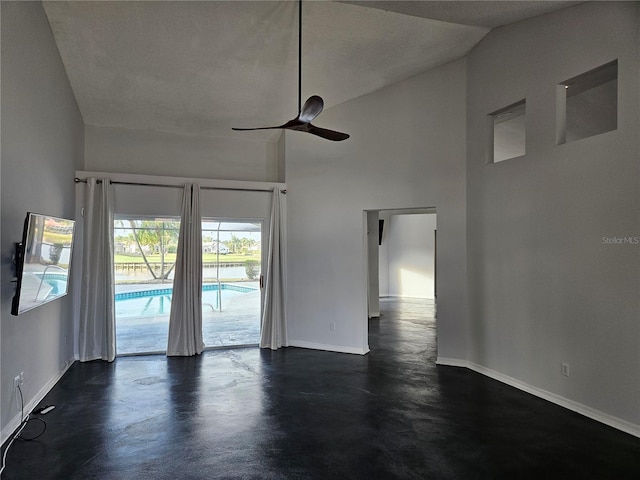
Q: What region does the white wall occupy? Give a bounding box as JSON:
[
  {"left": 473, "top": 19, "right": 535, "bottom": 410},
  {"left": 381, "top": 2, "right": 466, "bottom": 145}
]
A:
[
  {"left": 366, "top": 211, "right": 380, "bottom": 317},
  {"left": 75, "top": 171, "right": 280, "bottom": 220},
  {"left": 285, "top": 60, "right": 468, "bottom": 356},
  {"left": 387, "top": 214, "right": 436, "bottom": 299},
  {"left": 466, "top": 2, "right": 639, "bottom": 432},
  {"left": 378, "top": 211, "right": 390, "bottom": 297},
  {"left": 85, "top": 125, "right": 282, "bottom": 182},
  {"left": 1, "top": 1, "right": 84, "bottom": 442}
]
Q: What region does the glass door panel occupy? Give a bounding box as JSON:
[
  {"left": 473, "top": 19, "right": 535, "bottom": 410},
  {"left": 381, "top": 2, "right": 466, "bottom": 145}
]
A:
[
  {"left": 114, "top": 217, "right": 180, "bottom": 355},
  {"left": 201, "top": 220, "right": 262, "bottom": 347}
]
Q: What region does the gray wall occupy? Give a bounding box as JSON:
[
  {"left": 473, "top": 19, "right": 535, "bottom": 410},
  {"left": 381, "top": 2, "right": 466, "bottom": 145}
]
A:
[
  {"left": 466, "top": 2, "right": 639, "bottom": 429},
  {"left": 85, "top": 125, "right": 281, "bottom": 182},
  {"left": 285, "top": 59, "right": 468, "bottom": 356},
  {"left": 1, "top": 1, "right": 84, "bottom": 441}
]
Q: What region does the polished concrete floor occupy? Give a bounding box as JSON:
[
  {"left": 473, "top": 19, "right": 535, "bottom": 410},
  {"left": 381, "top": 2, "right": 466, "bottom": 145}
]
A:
[{"left": 2, "top": 298, "right": 640, "bottom": 479}]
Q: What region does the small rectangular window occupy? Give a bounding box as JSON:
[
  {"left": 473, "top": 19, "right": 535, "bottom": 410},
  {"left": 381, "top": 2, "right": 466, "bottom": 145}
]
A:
[
  {"left": 557, "top": 60, "right": 617, "bottom": 144},
  {"left": 490, "top": 100, "right": 526, "bottom": 163}
]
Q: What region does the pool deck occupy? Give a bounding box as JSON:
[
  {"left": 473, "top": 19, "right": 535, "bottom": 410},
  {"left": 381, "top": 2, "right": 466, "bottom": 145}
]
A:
[{"left": 115, "top": 282, "right": 261, "bottom": 355}]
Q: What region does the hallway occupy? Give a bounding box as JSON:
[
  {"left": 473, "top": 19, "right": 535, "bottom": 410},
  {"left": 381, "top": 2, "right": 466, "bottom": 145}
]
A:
[{"left": 2, "top": 298, "right": 639, "bottom": 479}]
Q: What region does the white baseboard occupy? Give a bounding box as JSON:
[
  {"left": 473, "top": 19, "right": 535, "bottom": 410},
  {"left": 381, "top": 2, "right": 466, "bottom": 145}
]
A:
[
  {"left": 435, "top": 357, "right": 468, "bottom": 368},
  {"left": 1, "top": 359, "right": 75, "bottom": 445},
  {"left": 436, "top": 357, "right": 639, "bottom": 438},
  {"left": 288, "top": 340, "right": 369, "bottom": 355}
]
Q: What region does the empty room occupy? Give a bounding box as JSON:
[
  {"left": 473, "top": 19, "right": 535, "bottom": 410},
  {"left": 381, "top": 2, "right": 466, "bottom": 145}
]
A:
[{"left": 1, "top": 1, "right": 639, "bottom": 478}]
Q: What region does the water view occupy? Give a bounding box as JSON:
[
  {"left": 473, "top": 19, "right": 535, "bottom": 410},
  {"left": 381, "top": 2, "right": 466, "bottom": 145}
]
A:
[{"left": 113, "top": 217, "right": 262, "bottom": 355}]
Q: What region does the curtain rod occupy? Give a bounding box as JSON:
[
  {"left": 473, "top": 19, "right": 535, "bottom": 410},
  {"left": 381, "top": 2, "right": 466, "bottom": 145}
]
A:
[{"left": 74, "top": 178, "right": 286, "bottom": 194}]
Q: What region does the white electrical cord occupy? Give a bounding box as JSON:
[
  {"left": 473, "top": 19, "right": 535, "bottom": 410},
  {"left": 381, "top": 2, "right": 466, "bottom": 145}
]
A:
[{"left": 0, "top": 385, "right": 28, "bottom": 476}]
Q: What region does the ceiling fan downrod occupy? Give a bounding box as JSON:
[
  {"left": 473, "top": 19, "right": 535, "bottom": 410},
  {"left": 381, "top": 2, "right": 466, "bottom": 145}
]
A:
[{"left": 232, "top": 0, "right": 350, "bottom": 141}]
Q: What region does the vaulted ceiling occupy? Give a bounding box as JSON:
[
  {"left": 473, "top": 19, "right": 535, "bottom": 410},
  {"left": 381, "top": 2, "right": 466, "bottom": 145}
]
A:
[{"left": 43, "top": 1, "right": 581, "bottom": 142}]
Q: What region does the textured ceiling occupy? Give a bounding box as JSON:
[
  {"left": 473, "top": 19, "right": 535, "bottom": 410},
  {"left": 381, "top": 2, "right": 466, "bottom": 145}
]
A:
[
  {"left": 43, "top": 1, "right": 581, "bottom": 142},
  {"left": 340, "top": 1, "right": 583, "bottom": 28}
]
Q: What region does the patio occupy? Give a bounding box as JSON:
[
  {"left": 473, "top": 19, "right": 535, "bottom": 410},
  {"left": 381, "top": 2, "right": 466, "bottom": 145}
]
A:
[{"left": 115, "top": 283, "right": 261, "bottom": 355}]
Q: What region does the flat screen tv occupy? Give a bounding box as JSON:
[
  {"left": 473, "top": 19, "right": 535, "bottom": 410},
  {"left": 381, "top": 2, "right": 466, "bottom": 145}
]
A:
[{"left": 12, "top": 213, "right": 76, "bottom": 316}]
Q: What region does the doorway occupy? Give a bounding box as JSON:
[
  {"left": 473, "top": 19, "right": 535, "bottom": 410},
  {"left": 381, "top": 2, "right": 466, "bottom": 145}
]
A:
[
  {"left": 113, "top": 216, "right": 262, "bottom": 355},
  {"left": 366, "top": 208, "right": 437, "bottom": 343}
]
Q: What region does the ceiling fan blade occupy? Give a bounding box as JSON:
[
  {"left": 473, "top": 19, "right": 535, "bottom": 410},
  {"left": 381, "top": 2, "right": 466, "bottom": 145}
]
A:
[
  {"left": 307, "top": 124, "right": 350, "bottom": 142},
  {"left": 232, "top": 126, "right": 282, "bottom": 131},
  {"left": 234, "top": 121, "right": 349, "bottom": 141},
  {"left": 298, "top": 95, "right": 324, "bottom": 123},
  {"left": 232, "top": 116, "right": 305, "bottom": 132}
]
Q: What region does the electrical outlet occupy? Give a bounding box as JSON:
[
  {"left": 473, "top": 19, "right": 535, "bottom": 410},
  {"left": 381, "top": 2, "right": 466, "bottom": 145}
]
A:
[
  {"left": 13, "top": 373, "right": 23, "bottom": 389},
  {"left": 329, "top": 322, "right": 335, "bottom": 332},
  {"left": 561, "top": 363, "right": 570, "bottom": 377}
]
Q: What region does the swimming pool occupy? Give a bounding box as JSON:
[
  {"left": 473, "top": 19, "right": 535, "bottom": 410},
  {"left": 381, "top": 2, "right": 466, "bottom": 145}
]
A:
[
  {"left": 31, "top": 273, "right": 69, "bottom": 298},
  {"left": 115, "top": 283, "right": 257, "bottom": 317}
]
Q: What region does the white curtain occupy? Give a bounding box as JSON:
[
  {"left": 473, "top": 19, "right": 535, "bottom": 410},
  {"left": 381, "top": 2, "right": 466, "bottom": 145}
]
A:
[
  {"left": 260, "top": 187, "right": 288, "bottom": 350},
  {"left": 79, "top": 178, "right": 116, "bottom": 362},
  {"left": 167, "top": 184, "right": 204, "bottom": 356}
]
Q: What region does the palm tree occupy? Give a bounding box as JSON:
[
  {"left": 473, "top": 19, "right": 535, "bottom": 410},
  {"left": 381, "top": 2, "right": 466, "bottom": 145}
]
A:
[
  {"left": 229, "top": 234, "right": 243, "bottom": 254},
  {"left": 127, "top": 219, "right": 179, "bottom": 281},
  {"left": 240, "top": 237, "right": 251, "bottom": 254}
]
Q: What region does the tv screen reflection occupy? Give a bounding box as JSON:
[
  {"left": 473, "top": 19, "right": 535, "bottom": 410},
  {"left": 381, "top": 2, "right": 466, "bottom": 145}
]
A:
[{"left": 12, "top": 213, "right": 75, "bottom": 315}]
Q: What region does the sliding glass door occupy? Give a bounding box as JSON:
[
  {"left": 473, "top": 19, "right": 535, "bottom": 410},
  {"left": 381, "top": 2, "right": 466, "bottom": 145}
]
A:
[
  {"left": 201, "top": 220, "right": 262, "bottom": 348},
  {"left": 113, "top": 217, "right": 262, "bottom": 355},
  {"left": 114, "top": 217, "right": 179, "bottom": 355}
]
